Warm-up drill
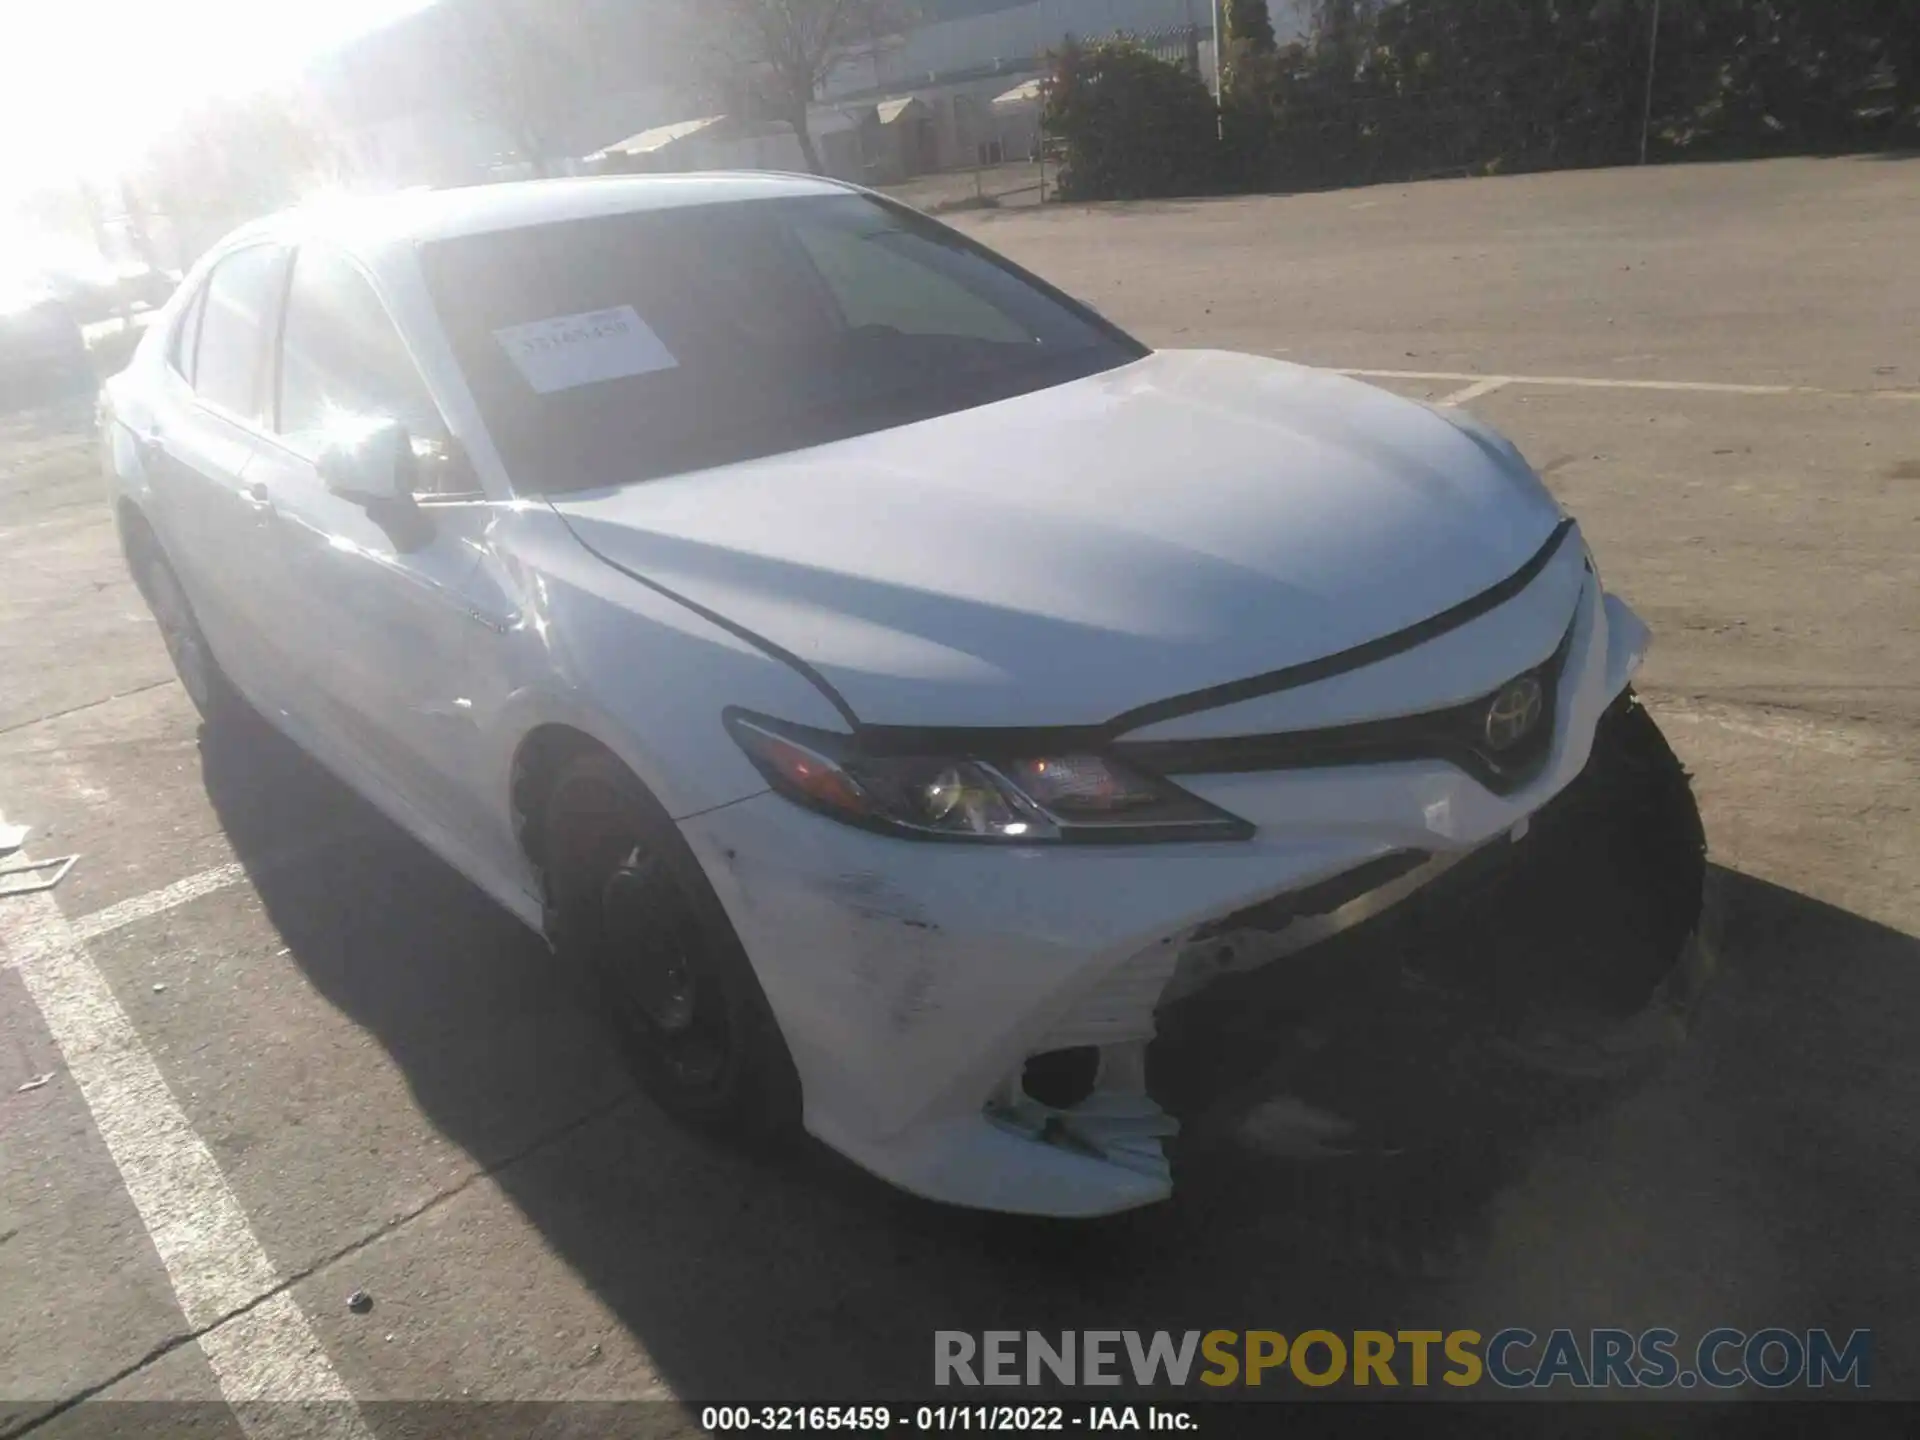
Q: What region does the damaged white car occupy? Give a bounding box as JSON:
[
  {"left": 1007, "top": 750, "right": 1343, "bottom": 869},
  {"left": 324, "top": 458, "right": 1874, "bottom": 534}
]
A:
[{"left": 101, "top": 174, "right": 1706, "bottom": 1216}]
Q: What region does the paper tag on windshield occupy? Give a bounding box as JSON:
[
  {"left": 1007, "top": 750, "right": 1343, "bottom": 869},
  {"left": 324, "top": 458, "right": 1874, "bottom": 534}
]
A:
[{"left": 492, "top": 306, "right": 678, "bottom": 394}]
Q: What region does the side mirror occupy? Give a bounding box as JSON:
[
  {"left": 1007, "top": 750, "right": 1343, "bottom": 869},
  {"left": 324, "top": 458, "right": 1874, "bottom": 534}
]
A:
[{"left": 317, "top": 417, "right": 416, "bottom": 508}]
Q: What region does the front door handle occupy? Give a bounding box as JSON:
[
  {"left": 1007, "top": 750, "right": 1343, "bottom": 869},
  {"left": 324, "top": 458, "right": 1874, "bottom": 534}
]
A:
[{"left": 241, "top": 480, "right": 276, "bottom": 517}]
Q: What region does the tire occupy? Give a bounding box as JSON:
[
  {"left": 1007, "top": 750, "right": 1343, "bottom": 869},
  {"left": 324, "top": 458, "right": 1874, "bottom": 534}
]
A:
[
  {"left": 540, "top": 750, "right": 800, "bottom": 1136},
  {"left": 1394, "top": 686, "right": 1708, "bottom": 1038},
  {"left": 134, "top": 543, "right": 252, "bottom": 732},
  {"left": 1542, "top": 688, "right": 1708, "bottom": 1013}
]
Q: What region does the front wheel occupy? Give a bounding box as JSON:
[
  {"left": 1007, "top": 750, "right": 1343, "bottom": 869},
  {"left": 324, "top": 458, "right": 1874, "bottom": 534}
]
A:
[{"left": 541, "top": 751, "right": 799, "bottom": 1135}]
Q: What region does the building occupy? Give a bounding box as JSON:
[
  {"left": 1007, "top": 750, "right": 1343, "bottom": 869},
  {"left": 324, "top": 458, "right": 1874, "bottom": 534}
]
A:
[
  {"left": 304, "top": 0, "right": 684, "bottom": 190},
  {"left": 587, "top": 112, "right": 872, "bottom": 185},
  {"left": 813, "top": 0, "right": 1312, "bottom": 176},
  {"left": 308, "top": 0, "right": 1312, "bottom": 191}
]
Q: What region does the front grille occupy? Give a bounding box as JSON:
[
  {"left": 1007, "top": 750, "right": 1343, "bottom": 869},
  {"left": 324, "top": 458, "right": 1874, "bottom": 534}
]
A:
[{"left": 1115, "top": 611, "right": 1579, "bottom": 798}]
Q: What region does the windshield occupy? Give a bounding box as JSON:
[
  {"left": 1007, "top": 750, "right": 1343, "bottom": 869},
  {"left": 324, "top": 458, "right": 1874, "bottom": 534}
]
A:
[{"left": 418, "top": 192, "right": 1145, "bottom": 495}]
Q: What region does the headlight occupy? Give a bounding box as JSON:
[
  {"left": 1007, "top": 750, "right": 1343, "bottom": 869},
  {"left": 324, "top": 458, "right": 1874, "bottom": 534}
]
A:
[{"left": 723, "top": 710, "right": 1253, "bottom": 844}]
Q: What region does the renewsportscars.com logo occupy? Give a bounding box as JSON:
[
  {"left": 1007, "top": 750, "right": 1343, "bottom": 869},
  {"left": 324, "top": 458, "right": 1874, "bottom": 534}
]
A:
[{"left": 934, "top": 1328, "right": 1873, "bottom": 1391}]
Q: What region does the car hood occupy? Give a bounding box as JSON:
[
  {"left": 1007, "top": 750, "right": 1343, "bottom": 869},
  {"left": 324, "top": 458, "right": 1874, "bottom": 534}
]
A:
[{"left": 550, "top": 350, "right": 1566, "bottom": 730}]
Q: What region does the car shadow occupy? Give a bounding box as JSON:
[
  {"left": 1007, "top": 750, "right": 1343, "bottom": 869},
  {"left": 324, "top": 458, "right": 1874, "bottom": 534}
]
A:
[{"left": 199, "top": 717, "right": 1920, "bottom": 1402}]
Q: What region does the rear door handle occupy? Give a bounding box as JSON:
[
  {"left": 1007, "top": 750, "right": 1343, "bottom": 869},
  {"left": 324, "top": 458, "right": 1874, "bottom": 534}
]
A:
[{"left": 242, "top": 480, "right": 276, "bottom": 516}]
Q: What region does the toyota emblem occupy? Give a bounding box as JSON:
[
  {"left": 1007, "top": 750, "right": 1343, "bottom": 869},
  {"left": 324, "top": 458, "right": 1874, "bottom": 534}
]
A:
[{"left": 1483, "top": 676, "right": 1545, "bottom": 752}]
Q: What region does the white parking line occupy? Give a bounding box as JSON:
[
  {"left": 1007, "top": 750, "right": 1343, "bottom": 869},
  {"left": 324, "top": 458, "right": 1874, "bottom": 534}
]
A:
[
  {"left": 6, "top": 821, "right": 382, "bottom": 972},
  {"left": 0, "top": 860, "right": 371, "bottom": 1436},
  {"left": 1437, "top": 376, "right": 1512, "bottom": 407},
  {"left": 1648, "top": 695, "right": 1889, "bottom": 759},
  {"left": 1335, "top": 366, "right": 1920, "bottom": 401},
  {"left": 68, "top": 861, "right": 248, "bottom": 949}
]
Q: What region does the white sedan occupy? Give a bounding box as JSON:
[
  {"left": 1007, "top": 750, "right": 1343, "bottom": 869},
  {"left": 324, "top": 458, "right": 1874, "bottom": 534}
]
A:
[{"left": 100, "top": 174, "right": 1703, "bottom": 1216}]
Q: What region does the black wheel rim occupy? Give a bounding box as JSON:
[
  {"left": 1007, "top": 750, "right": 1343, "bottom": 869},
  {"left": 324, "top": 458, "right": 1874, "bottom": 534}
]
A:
[{"left": 596, "top": 845, "right": 732, "bottom": 1092}]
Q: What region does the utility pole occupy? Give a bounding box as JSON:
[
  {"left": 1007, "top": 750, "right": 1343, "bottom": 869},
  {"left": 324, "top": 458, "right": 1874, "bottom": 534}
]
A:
[
  {"left": 1212, "top": 0, "right": 1225, "bottom": 103},
  {"left": 1639, "top": 0, "right": 1662, "bottom": 164}
]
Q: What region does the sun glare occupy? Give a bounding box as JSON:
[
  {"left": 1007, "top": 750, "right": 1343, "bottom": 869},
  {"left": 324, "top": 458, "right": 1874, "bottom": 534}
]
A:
[{"left": 0, "top": 0, "right": 429, "bottom": 214}]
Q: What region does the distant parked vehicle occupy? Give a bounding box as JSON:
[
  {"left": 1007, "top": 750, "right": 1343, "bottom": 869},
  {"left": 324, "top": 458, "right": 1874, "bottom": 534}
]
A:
[
  {"left": 0, "top": 284, "right": 93, "bottom": 406},
  {"left": 111, "top": 261, "right": 182, "bottom": 313},
  {"left": 34, "top": 259, "right": 180, "bottom": 326}
]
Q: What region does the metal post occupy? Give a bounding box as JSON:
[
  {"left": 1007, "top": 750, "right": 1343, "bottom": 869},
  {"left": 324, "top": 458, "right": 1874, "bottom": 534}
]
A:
[{"left": 1639, "top": 0, "right": 1662, "bottom": 164}]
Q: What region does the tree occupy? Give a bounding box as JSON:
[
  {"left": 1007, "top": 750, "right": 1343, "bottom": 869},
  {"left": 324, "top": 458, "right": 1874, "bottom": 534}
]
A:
[
  {"left": 450, "top": 0, "right": 587, "bottom": 176},
  {"left": 669, "top": 0, "right": 902, "bottom": 174},
  {"left": 1044, "top": 39, "right": 1221, "bottom": 200},
  {"left": 134, "top": 91, "right": 341, "bottom": 262},
  {"left": 1226, "top": 0, "right": 1277, "bottom": 53},
  {"left": 1309, "top": 0, "right": 1384, "bottom": 59},
  {"left": 1221, "top": 0, "right": 1280, "bottom": 108}
]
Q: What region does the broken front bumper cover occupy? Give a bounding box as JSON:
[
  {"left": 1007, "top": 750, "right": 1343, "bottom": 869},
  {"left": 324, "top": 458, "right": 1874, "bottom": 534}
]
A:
[{"left": 679, "top": 588, "right": 1706, "bottom": 1216}]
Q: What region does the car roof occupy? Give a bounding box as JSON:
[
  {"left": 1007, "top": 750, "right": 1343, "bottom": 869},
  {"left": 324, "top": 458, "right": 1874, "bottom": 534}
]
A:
[{"left": 243, "top": 172, "right": 857, "bottom": 259}]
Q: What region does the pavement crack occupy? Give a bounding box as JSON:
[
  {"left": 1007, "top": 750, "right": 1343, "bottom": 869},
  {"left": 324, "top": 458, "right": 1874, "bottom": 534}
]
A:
[
  {"left": 2, "top": 1329, "right": 197, "bottom": 1440},
  {"left": 0, "top": 680, "right": 178, "bottom": 739},
  {"left": 242, "top": 1089, "right": 642, "bottom": 1310},
  {"left": 0, "top": 1094, "right": 639, "bottom": 1437}
]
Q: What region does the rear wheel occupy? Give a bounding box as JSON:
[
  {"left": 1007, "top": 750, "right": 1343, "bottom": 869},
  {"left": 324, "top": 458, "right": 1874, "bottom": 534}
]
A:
[
  {"left": 540, "top": 751, "right": 799, "bottom": 1134},
  {"left": 136, "top": 545, "right": 251, "bottom": 731}
]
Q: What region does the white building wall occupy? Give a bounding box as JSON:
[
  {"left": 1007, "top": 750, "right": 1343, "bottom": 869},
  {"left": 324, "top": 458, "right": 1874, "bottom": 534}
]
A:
[{"left": 827, "top": 0, "right": 1310, "bottom": 98}]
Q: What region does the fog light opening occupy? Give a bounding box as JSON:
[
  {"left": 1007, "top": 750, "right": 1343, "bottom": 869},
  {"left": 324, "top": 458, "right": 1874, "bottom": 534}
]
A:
[{"left": 1021, "top": 1046, "right": 1101, "bottom": 1109}]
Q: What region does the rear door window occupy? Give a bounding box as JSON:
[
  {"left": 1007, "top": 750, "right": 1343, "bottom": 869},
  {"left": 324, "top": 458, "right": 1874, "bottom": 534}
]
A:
[
  {"left": 190, "top": 245, "right": 287, "bottom": 422},
  {"left": 167, "top": 283, "right": 208, "bottom": 382}
]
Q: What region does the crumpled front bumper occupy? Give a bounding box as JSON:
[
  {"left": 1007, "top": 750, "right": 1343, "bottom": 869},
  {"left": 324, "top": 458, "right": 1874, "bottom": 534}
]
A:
[{"left": 679, "top": 579, "right": 1657, "bottom": 1216}]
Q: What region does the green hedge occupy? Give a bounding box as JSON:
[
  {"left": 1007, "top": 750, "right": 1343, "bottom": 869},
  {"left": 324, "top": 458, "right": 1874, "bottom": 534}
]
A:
[
  {"left": 1043, "top": 40, "right": 1220, "bottom": 201},
  {"left": 1044, "top": 3, "right": 1918, "bottom": 202}
]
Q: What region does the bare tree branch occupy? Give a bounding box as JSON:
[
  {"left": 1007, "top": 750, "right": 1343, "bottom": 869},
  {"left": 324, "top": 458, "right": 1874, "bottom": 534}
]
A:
[
  {"left": 449, "top": 0, "right": 590, "bottom": 176},
  {"left": 668, "top": 0, "right": 901, "bottom": 174}
]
